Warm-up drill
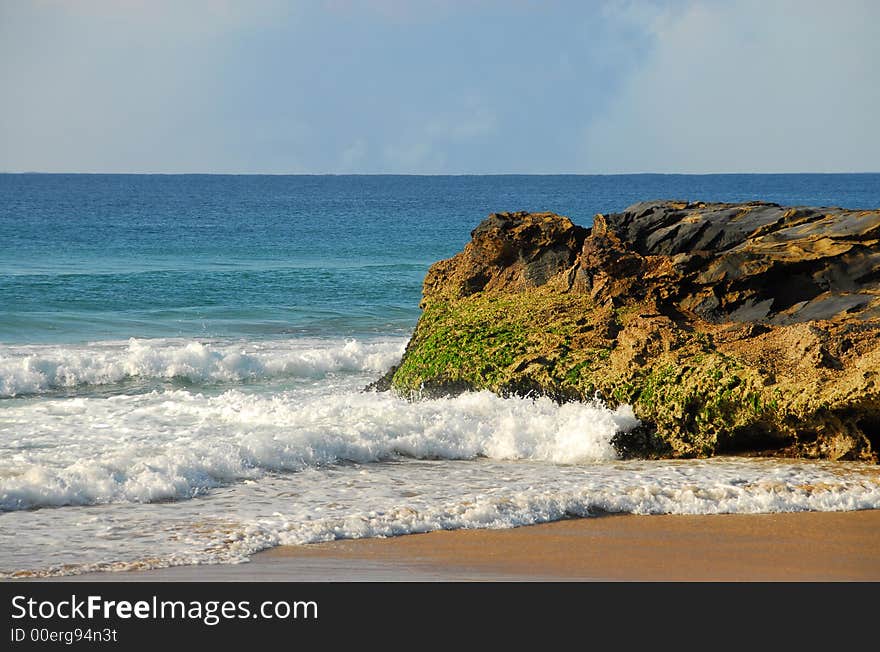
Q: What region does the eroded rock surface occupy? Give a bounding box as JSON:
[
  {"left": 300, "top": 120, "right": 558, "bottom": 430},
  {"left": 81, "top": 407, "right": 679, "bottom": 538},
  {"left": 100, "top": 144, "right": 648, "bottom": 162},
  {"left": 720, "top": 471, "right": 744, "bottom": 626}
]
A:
[{"left": 384, "top": 201, "right": 880, "bottom": 461}]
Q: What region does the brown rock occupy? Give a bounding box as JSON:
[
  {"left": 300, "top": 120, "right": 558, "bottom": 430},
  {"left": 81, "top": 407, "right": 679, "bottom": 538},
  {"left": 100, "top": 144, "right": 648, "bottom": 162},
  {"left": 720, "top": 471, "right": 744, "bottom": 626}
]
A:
[
  {"left": 389, "top": 201, "right": 880, "bottom": 461},
  {"left": 422, "top": 211, "right": 587, "bottom": 303}
]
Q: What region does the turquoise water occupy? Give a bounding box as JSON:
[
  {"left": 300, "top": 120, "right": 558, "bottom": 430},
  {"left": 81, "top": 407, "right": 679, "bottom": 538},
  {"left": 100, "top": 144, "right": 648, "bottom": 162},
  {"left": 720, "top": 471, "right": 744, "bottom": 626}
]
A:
[{"left": 1, "top": 173, "right": 879, "bottom": 577}]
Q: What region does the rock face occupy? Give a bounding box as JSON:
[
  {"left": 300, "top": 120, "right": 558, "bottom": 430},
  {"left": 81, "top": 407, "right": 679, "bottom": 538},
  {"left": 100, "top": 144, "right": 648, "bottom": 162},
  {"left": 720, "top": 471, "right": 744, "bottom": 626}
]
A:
[
  {"left": 593, "top": 201, "right": 880, "bottom": 325},
  {"left": 423, "top": 212, "right": 588, "bottom": 298},
  {"left": 385, "top": 201, "right": 880, "bottom": 461}
]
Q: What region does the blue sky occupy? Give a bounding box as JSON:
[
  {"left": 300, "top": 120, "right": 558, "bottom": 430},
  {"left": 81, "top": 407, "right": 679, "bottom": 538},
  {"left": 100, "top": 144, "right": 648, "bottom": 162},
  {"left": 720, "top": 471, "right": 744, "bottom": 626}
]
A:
[{"left": 1, "top": 0, "right": 877, "bottom": 173}]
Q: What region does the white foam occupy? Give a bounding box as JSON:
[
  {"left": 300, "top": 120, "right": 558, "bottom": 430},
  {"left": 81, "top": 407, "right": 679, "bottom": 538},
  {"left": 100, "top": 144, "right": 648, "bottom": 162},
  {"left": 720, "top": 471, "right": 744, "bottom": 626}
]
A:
[
  {"left": 4, "top": 335, "right": 879, "bottom": 579},
  {"left": 0, "top": 337, "right": 405, "bottom": 396},
  {"left": 4, "top": 457, "right": 879, "bottom": 578},
  {"left": 0, "top": 389, "right": 635, "bottom": 511}
]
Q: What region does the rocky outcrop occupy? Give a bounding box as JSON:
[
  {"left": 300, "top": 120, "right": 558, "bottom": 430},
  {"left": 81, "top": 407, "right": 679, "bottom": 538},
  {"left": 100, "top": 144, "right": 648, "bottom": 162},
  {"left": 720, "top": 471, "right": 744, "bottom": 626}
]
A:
[
  {"left": 589, "top": 201, "right": 880, "bottom": 324},
  {"left": 423, "top": 212, "right": 588, "bottom": 298},
  {"left": 383, "top": 201, "right": 880, "bottom": 461}
]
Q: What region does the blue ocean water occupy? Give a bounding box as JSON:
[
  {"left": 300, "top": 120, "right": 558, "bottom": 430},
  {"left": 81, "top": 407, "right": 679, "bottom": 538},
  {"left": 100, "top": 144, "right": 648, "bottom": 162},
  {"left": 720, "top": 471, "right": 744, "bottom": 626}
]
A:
[
  {"left": 2, "top": 173, "right": 878, "bottom": 344},
  {"left": 2, "top": 173, "right": 879, "bottom": 578}
]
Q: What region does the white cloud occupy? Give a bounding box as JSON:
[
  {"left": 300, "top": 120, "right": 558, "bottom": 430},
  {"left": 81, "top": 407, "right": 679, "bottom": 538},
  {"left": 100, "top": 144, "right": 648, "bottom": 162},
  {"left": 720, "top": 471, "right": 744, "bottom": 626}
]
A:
[
  {"left": 340, "top": 138, "right": 369, "bottom": 171},
  {"left": 380, "top": 96, "right": 497, "bottom": 173},
  {"left": 382, "top": 140, "right": 444, "bottom": 172},
  {"left": 582, "top": 0, "right": 880, "bottom": 172},
  {"left": 425, "top": 98, "right": 497, "bottom": 143},
  {"left": 28, "top": 0, "right": 292, "bottom": 33}
]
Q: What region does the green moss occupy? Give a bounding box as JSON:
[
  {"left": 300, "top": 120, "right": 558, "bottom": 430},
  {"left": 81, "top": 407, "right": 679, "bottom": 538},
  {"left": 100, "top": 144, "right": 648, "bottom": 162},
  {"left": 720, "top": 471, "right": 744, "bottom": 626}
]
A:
[
  {"left": 392, "top": 291, "right": 597, "bottom": 395},
  {"left": 392, "top": 290, "right": 786, "bottom": 458},
  {"left": 622, "top": 354, "right": 780, "bottom": 456}
]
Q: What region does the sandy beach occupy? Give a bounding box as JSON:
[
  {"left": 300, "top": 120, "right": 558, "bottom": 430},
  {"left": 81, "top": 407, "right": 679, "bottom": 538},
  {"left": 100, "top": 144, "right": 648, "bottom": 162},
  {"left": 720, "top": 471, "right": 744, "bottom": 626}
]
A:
[{"left": 44, "top": 510, "right": 880, "bottom": 582}]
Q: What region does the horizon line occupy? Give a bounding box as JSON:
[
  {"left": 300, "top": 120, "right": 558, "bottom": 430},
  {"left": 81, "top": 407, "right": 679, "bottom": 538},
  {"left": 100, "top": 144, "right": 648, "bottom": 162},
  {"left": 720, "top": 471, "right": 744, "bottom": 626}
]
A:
[{"left": 2, "top": 171, "right": 879, "bottom": 177}]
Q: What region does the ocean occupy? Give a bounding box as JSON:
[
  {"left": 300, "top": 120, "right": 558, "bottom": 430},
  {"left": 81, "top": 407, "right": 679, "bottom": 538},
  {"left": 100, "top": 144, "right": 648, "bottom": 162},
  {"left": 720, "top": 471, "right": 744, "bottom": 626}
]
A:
[{"left": 2, "top": 173, "right": 879, "bottom": 577}]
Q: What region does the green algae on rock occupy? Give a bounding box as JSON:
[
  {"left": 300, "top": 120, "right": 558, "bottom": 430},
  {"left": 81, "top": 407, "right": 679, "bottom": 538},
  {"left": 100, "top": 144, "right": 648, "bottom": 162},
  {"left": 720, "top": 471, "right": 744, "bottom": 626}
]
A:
[{"left": 379, "top": 203, "right": 880, "bottom": 461}]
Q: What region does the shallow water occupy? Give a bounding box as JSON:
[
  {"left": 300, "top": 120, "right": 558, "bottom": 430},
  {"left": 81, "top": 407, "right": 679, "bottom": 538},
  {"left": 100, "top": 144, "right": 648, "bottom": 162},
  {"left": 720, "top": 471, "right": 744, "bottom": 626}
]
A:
[{"left": 2, "top": 174, "right": 879, "bottom": 577}]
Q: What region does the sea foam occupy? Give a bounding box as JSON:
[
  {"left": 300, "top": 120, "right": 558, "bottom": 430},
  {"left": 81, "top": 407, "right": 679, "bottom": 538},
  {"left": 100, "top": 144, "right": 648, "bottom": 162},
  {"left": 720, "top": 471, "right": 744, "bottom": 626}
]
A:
[
  {"left": 0, "top": 337, "right": 405, "bottom": 397},
  {"left": 4, "top": 456, "right": 879, "bottom": 578},
  {"left": 0, "top": 389, "right": 636, "bottom": 511}
]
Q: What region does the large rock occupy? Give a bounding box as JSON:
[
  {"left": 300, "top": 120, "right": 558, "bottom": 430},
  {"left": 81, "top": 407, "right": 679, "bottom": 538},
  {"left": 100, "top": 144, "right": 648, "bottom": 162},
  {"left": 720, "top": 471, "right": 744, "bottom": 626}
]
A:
[
  {"left": 594, "top": 201, "right": 880, "bottom": 324},
  {"left": 423, "top": 211, "right": 588, "bottom": 299},
  {"left": 385, "top": 200, "right": 880, "bottom": 461}
]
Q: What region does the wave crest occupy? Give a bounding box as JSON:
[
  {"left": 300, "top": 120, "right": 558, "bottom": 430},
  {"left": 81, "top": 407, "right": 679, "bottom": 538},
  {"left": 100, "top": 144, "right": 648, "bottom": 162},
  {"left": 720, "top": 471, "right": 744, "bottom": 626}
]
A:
[
  {"left": 0, "top": 337, "right": 405, "bottom": 397},
  {"left": 0, "top": 390, "right": 636, "bottom": 511}
]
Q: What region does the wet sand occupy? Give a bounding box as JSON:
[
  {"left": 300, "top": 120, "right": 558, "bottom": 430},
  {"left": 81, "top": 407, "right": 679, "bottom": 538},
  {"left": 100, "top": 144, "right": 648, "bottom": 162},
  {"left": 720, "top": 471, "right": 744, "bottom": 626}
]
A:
[{"left": 49, "top": 510, "right": 880, "bottom": 582}]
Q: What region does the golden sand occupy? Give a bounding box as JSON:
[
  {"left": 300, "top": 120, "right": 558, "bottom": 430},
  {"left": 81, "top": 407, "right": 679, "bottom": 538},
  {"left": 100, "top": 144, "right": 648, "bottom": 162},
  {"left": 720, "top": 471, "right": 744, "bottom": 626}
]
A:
[{"left": 49, "top": 510, "right": 880, "bottom": 582}]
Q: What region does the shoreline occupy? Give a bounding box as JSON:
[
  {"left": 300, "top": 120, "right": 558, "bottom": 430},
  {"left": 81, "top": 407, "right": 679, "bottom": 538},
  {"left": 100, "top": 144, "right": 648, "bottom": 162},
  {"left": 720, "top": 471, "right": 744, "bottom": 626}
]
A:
[{"left": 39, "top": 509, "right": 880, "bottom": 582}]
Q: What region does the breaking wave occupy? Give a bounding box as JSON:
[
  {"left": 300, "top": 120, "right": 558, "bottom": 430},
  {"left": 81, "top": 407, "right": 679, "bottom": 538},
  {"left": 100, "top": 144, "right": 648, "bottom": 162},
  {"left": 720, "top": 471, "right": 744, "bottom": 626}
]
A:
[
  {"left": 0, "top": 389, "right": 636, "bottom": 511},
  {"left": 0, "top": 337, "right": 405, "bottom": 397}
]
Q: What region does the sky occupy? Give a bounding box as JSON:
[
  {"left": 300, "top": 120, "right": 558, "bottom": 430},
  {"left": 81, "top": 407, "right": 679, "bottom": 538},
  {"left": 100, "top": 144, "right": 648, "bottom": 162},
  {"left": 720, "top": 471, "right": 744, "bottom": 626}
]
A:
[{"left": 1, "top": 0, "right": 878, "bottom": 174}]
